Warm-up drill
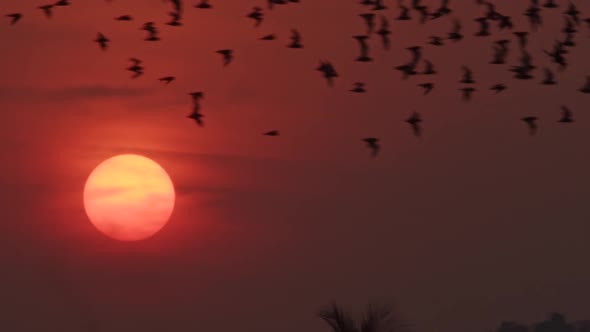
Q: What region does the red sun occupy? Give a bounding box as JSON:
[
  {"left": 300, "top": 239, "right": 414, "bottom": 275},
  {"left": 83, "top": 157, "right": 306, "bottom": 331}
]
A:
[{"left": 83, "top": 154, "right": 175, "bottom": 241}]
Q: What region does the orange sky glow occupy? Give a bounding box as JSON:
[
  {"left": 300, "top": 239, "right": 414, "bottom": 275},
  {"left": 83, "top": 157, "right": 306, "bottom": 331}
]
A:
[{"left": 2, "top": 1, "right": 590, "bottom": 332}]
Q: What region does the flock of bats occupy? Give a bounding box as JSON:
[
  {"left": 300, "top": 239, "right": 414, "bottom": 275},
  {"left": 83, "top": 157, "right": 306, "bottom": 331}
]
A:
[{"left": 4, "top": 0, "right": 590, "bottom": 158}]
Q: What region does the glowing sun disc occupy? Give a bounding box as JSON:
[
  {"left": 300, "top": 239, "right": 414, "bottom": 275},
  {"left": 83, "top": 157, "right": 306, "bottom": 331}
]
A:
[{"left": 83, "top": 154, "right": 175, "bottom": 241}]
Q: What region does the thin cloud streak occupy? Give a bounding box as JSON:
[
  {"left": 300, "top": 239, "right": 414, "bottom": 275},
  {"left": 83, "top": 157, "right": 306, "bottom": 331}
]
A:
[{"left": 0, "top": 84, "right": 153, "bottom": 102}]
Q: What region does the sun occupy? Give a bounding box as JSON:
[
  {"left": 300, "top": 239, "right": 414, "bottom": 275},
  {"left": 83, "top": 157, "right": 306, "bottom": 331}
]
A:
[{"left": 83, "top": 154, "right": 175, "bottom": 241}]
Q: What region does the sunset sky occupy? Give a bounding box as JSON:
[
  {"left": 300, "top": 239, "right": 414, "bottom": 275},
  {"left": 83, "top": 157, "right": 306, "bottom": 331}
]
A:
[{"left": 2, "top": 0, "right": 590, "bottom": 331}]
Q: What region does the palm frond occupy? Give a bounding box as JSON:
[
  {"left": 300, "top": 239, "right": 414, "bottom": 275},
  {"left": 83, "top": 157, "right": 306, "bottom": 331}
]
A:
[
  {"left": 318, "top": 302, "right": 359, "bottom": 332},
  {"left": 361, "top": 301, "right": 409, "bottom": 332}
]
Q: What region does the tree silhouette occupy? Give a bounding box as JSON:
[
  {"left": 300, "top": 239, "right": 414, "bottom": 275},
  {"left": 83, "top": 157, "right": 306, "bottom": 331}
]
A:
[
  {"left": 318, "top": 301, "right": 408, "bottom": 332},
  {"left": 535, "top": 313, "right": 575, "bottom": 332},
  {"left": 574, "top": 321, "right": 590, "bottom": 332},
  {"left": 318, "top": 303, "right": 358, "bottom": 332},
  {"left": 498, "top": 320, "right": 529, "bottom": 332},
  {"left": 492, "top": 312, "right": 590, "bottom": 332}
]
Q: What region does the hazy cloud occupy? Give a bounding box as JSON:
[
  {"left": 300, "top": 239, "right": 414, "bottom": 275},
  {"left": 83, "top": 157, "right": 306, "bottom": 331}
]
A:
[
  {"left": 50, "top": 85, "right": 151, "bottom": 99},
  {"left": 0, "top": 84, "right": 152, "bottom": 103}
]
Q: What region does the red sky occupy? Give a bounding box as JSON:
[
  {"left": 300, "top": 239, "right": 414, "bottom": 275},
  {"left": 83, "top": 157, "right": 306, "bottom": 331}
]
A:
[{"left": 2, "top": 1, "right": 590, "bottom": 331}]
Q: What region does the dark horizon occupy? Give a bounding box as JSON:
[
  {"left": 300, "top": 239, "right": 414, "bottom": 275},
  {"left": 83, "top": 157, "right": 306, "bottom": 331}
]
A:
[{"left": 2, "top": 0, "right": 590, "bottom": 331}]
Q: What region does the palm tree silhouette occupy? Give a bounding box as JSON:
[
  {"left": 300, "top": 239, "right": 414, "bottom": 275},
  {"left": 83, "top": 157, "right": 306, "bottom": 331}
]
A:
[{"left": 318, "top": 301, "right": 408, "bottom": 332}]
